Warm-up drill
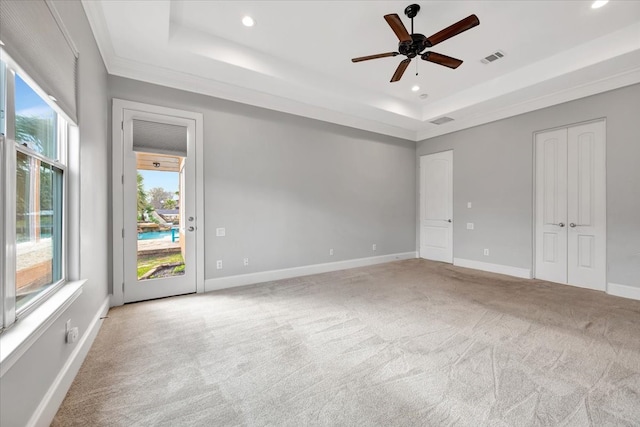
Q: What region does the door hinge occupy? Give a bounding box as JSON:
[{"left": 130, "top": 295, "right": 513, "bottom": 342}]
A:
[
  {"left": 121, "top": 121, "right": 124, "bottom": 130},
  {"left": 122, "top": 229, "right": 124, "bottom": 238},
  {"left": 122, "top": 282, "right": 125, "bottom": 293},
  {"left": 121, "top": 174, "right": 124, "bottom": 185}
]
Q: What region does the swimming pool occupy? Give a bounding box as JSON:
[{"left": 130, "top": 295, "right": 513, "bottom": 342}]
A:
[{"left": 138, "top": 230, "right": 177, "bottom": 241}]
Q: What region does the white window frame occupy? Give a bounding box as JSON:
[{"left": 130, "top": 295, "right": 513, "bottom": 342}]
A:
[{"left": 0, "top": 49, "right": 80, "bottom": 330}]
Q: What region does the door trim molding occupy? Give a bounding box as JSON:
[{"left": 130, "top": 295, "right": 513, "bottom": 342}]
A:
[
  {"left": 111, "top": 99, "right": 205, "bottom": 306},
  {"left": 419, "top": 150, "right": 454, "bottom": 263}
]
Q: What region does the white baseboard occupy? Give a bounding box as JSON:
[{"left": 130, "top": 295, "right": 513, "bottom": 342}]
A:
[
  {"left": 28, "top": 296, "right": 110, "bottom": 427},
  {"left": 607, "top": 282, "right": 640, "bottom": 301},
  {"left": 205, "top": 252, "right": 418, "bottom": 292},
  {"left": 453, "top": 258, "right": 532, "bottom": 279}
]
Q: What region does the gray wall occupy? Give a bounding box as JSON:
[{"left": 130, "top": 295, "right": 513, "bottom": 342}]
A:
[
  {"left": 417, "top": 83, "right": 640, "bottom": 288},
  {"left": 0, "top": 1, "right": 110, "bottom": 426},
  {"left": 109, "top": 76, "right": 417, "bottom": 280}
]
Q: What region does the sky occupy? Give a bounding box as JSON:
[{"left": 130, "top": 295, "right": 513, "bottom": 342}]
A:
[
  {"left": 15, "top": 75, "right": 54, "bottom": 118},
  {"left": 139, "top": 170, "right": 179, "bottom": 195}
]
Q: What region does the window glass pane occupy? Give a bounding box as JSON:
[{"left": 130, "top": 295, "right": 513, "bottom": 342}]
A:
[
  {"left": 14, "top": 74, "right": 57, "bottom": 159},
  {"left": 16, "top": 151, "right": 63, "bottom": 310}
]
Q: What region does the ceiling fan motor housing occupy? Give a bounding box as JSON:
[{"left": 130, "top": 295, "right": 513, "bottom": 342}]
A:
[{"left": 399, "top": 33, "right": 428, "bottom": 58}]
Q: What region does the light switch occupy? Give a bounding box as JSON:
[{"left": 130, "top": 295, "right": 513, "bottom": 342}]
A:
[
  {"left": 466, "top": 223, "right": 474, "bottom": 230},
  {"left": 216, "top": 227, "right": 226, "bottom": 237},
  {"left": 467, "top": 202, "right": 472, "bottom": 208}
]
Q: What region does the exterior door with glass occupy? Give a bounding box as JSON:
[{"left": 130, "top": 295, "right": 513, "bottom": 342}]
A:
[{"left": 121, "top": 109, "right": 198, "bottom": 303}]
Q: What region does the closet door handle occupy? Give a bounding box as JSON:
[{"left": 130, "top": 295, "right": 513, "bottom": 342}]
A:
[{"left": 551, "top": 223, "right": 564, "bottom": 227}]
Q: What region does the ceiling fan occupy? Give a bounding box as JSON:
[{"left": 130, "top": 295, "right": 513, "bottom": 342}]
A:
[{"left": 352, "top": 4, "right": 480, "bottom": 82}]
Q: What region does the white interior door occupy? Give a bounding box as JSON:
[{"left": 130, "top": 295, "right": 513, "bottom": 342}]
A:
[
  {"left": 535, "top": 120, "right": 606, "bottom": 291},
  {"left": 567, "top": 121, "right": 606, "bottom": 290},
  {"left": 122, "top": 110, "right": 198, "bottom": 303},
  {"left": 535, "top": 129, "right": 568, "bottom": 284},
  {"left": 420, "top": 151, "right": 453, "bottom": 263}
]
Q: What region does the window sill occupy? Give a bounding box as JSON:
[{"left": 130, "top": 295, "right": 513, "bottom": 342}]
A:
[{"left": 0, "top": 279, "right": 85, "bottom": 377}]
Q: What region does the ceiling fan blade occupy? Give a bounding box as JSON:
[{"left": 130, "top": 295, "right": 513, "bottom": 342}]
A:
[
  {"left": 426, "top": 14, "right": 480, "bottom": 47},
  {"left": 390, "top": 58, "right": 411, "bottom": 82},
  {"left": 421, "top": 51, "right": 463, "bottom": 69},
  {"left": 384, "top": 14, "right": 412, "bottom": 43},
  {"left": 352, "top": 52, "right": 399, "bottom": 63}
]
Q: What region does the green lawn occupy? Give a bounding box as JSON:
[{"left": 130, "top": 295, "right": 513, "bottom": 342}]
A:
[{"left": 137, "top": 252, "right": 185, "bottom": 279}]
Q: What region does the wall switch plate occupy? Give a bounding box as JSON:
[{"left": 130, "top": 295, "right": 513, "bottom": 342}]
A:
[
  {"left": 372, "top": 244, "right": 377, "bottom": 251},
  {"left": 484, "top": 249, "right": 489, "bottom": 256},
  {"left": 243, "top": 258, "right": 249, "bottom": 266},
  {"left": 216, "top": 228, "right": 226, "bottom": 237},
  {"left": 216, "top": 260, "right": 223, "bottom": 269},
  {"left": 467, "top": 202, "right": 472, "bottom": 208},
  {"left": 329, "top": 248, "right": 334, "bottom": 256},
  {"left": 466, "top": 223, "right": 474, "bottom": 230}
]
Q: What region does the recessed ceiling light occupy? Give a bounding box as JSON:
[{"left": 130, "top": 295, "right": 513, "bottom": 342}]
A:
[
  {"left": 591, "top": 0, "right": 609, "bottom": 9},
  {"left": 242, "top": 16, "right": 255, "bottom": 27},
  {"left": 411, "top": 85, "right": 420, "bottom": 92}
]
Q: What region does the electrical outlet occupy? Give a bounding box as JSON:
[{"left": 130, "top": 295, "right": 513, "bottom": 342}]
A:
[
  {"left": 467, "top": 223, "right": 474, "bottom": 230},
  {"left": 65, "top": 319, "right": 78, "bottom": 344},
  {"left": 216, "top": 260, "right": 223, "bottom": 269},
  {"left": 372, "top": 243, "right": 377, "bottom": 251},
  {"left": 243, "top": 258, "right": 249, "bottom": 266},
  {"left": 484, "top": 249, "right": 489, "bottom": 256},
  {"left": 215, "top": 227, "right": 226, "bottom": 237},
  {"left": 329, "top": 248, "right": 334, "bottom": 256}
]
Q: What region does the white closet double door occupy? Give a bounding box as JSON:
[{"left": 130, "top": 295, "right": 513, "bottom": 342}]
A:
[{"left": 535, "top": 120, "right": 606, "bottom": 291}]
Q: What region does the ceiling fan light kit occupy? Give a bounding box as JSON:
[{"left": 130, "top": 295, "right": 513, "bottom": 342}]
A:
[{"left": 352, "top": 3, "right": 480, "bottom": 83}]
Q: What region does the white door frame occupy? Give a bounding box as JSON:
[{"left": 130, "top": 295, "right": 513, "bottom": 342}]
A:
[
  {"left": 111, "top": 99, "right": 205, "bottom": 306},
  {"left": 532, "top": 118, "right": 607, "bottom": 291},
  {"left": 419, "top": 150, "right": 454, "bottom": 263}
]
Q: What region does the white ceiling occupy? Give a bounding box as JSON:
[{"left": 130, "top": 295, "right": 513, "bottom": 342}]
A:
[{"left": 82, "top": 0, "right": 640, "bottom": 141}]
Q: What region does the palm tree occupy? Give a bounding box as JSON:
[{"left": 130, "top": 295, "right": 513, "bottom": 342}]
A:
[
  {"left": 137, "top": 172, "right": 152, "bottom": 221},
  {"left": 16, "top": 115, "right": 53, "bottom": 153}
]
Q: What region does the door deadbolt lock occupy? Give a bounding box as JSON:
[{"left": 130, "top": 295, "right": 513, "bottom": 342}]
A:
[
  {"left": 188, "top": 217, "right": 194, "bottom": 222},
  {"left": 188, "top": 226, "right": 195, "bottom": 232}
]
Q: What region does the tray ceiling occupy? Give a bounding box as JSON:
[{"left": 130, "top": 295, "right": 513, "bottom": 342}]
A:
[{"left": 82, "top": 0, "right": 640, "bottom": 141}]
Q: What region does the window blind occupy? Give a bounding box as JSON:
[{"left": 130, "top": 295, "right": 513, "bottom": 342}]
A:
[
  {"left": 0, "top": 0, "right": 78, "bottom": 123},
  {"left": 132, "top": 120, "right": 188, "bottom": 157}
]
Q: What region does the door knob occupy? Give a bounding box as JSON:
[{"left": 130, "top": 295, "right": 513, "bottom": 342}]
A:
[
  {"left": 569, "top": 223, "right": 576, "bottom": 228},
  {"left": 188, "top": 217, "right": 194, "bottom": 222},
  {"left": 558, "top": 222, "right": 565, "bottom": 227},
  {"left": 447, "top": 219, "right": 452, "bottom": 223},
  {"left": 188, "top": 226, "right": 195, "bottom": 232}
]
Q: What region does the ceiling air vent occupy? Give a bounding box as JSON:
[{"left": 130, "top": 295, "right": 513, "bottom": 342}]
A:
[
  {"left": 430, "top": 116, "right": 454, "bottom": 125},
  {"left": 481, "top": 50, "right": 505, "bottom": 64}
]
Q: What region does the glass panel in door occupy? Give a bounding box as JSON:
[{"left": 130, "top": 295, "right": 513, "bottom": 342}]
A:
[{"left": 136, "top": 152, "right": 185, "bottom": 281}]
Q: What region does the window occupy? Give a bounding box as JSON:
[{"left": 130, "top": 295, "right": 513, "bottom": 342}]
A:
[{"left": 1, "top": 55, "right": 71, "bottom": 327}]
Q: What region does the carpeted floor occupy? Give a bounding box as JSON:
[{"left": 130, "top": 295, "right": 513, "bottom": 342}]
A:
[{"left": 53, "top": 259, "right": 640, "bottom": 426}]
